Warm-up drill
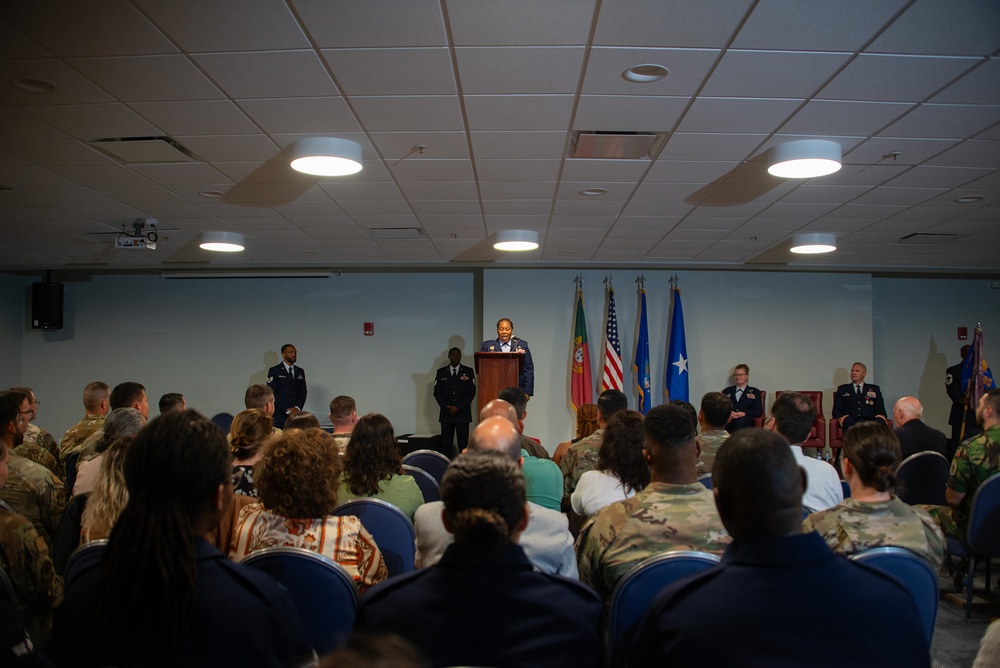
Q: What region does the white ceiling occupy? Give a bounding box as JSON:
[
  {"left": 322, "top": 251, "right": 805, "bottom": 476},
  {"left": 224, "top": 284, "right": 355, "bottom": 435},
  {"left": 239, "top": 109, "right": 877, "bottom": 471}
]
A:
[{"left": 0, "top": 0, "right": 998, "bottom": 274}]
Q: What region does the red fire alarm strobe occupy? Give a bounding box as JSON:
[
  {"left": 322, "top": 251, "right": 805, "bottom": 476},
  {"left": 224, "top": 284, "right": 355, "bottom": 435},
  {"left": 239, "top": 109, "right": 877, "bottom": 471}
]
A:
[{"left": 364, "top": 322, "right": 374, "bottom": 336}]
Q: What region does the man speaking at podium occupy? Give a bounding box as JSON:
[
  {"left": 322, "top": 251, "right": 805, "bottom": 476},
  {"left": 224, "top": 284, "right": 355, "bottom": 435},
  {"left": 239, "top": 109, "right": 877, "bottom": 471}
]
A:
[{"left": 481, "top": 318, "right": 534, "bottom": 398}]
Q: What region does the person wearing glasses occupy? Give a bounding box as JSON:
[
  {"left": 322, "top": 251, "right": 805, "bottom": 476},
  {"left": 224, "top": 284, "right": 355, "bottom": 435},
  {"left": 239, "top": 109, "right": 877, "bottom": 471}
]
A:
[{"left": 722, "top": 364, "right": 763, "bottom": 433}]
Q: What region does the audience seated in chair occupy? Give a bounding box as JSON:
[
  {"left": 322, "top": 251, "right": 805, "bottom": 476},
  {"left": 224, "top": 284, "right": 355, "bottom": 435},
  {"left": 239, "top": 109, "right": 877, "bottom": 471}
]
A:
[
  {"left": 480, "top": 399, "right": 561, "bottom": 511},
  {"left": 52, "top": 410, "right": 313, "bottom": 668},
  {"left": 560, "top": 390, "right": 629, "bottom": 511},
  {"left": 229, "top": 409, "right": 275, "bottom": 498},
  {"left": 766, "top": 392, "right": 842, "bottom": 512},
  {"left": 571, "top": 410, "right": 648, "bottom": 518},
  {"left": 338, "top": 414, "right": 422, "bottom": 520},
  {"left": 413, "top": 416, "right": 577, "bottom": 578},
  {"left": 230, "top": 428, "right": 387, "bottom": 592},
  {"left": 630, "top": 428, "right": 930, "bottom": 667},
  {"left": 803, "top": 422, "right": 944, "bottom": 570},
  {"left": 78, "top": 435, "right": 135, "bottom": 544},
  {"left": 72, "top": 408, "right": 144, "bottom": 497},
  {"left": 576, "top": 403, "right": 730, "bottom": 604},
  {"left": 356, "top": 450, "right": 603, "bottom": 667},
  {"left": 695, "top": 392, "right": 731, "bottom": 476}
]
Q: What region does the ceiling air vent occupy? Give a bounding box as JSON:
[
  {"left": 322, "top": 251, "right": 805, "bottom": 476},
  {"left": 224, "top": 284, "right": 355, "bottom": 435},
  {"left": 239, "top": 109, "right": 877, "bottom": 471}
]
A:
[
  {"left": 367, "top": 227, "right": 425, "bottom": 240},
  {"left": 892, "top": 233, "right": 962, "bottom": 246},
  {"left": 570, "top": 131, "right": 668, "bottom": 159},
  {"left": 88, "top": 136, "right": 200, "bottom": 164}
]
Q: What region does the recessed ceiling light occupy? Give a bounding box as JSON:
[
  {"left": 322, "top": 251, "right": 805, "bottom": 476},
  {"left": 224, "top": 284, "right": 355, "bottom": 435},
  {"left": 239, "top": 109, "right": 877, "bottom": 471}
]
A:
[
  {"left": 580, "top": 188, "right": 608, "bottom": 196},
  {"left": 10, "top": 77, "right": 55, "bottom": 94},
  {"left": 622, "top": 64, "right": 669, "bottom": 83},
  {"left": 198, "top": 190, "right": 224, "bottom": 199},
  {"left": 768, "top": 140, "right": 842, "bottom": 179},
  {"left": 954, "top": 195, "right": 984, "bottom": 204}
]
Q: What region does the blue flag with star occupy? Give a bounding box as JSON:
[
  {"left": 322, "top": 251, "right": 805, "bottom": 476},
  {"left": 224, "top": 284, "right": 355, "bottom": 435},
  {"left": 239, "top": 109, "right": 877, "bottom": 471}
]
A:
[
  {"left": 634, "top": 288, "right": 651, "bottom": 414},
  {"left": 666, "top": 286, "right": 689, "bottom": 402}
]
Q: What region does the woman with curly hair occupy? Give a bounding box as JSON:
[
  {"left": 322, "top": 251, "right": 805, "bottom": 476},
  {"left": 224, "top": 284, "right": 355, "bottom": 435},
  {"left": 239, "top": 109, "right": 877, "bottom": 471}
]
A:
[
  {"left": 79, "top": 435, "right": 133, "bottom": 543},
  {"left": 803, "top": 421, "right": 945, "bottom": 569},
  {"left": 52, "top": 410, "right": 312, "bottom": 667},
  {"left": 229, "top": 428, "right": 388, "bottom": 592},
  {"left": 229, "top": 408, "right": 273, "bottom": 497},
  {"left": 339, "top": 413, "right": 423, "bottom": 519},
  {"left": 552, "top": 402, "right": 599, "bottom": 465},
  {"left": 571, "top": 410, "right": 649, "bottom": 517}
]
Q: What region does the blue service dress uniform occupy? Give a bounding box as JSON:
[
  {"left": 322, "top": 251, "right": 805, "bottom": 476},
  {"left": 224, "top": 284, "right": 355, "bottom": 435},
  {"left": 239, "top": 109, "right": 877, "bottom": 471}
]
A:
[
  {"left": 832, "top": 382, "right": 886, "bottom": 429},
  {"left": 433, "top": 364, "right": 476, "bottom": 453},
  {"left": 266, "top": 363, "right": 307, "bottom": 429},
  {"left": 722, "top": 385, "right": 763, "bottom": 432}
]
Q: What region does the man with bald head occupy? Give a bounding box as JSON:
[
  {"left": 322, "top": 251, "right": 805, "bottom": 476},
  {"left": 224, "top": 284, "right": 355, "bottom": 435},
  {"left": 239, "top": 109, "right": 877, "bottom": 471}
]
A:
[
  {"left": 630, "top": 428, "right": 930, "bottom": 667},
  {"left": 481, "top": 399, "right": 561, "bottom": 510},
  {"left": 412, "top": 415, "right": 577, "bottom": 577},
  {"left": 893, "top": 396, "right": 947, "bottom": 460}
]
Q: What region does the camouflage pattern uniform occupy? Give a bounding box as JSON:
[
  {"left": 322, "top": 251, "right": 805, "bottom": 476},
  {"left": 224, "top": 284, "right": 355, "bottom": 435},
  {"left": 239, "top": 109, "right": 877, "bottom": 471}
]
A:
[
  {"left": 72, "top": 428, "right": 104, "bottom": 461},
  {"left": 21, "top": 424, "right": 58, "bottom": 461},
  {"left": 559, "top": 429, "right": 604, "bottom": 502},
  {"left": 923, "top": 424, "right": 1000, "bottom": 539},
  {"left": 575, "top": 482, "right": 731, "bottom": 602},
  {"left": 0, "top": 507, "right": 63, "bottom": 649},
  {"left": 0, "top": 455, "right": 65, "bottom": 550},
  {"left": 803, "top": 495, "right": 945, "bottom": 570},
  {"left": 58, "top": 414, "right": 105, "bottom": 462},
  {"left": 11, "top": 443, "right": 63, "bottom": 482},
  {"left": 696, "top": 429, "right": 730, "bottom": 476}
]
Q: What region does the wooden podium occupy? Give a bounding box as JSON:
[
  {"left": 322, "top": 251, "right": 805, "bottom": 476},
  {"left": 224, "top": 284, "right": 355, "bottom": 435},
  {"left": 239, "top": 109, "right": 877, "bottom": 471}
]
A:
[{"left": 475, "top": 351, "right": 524, "bottom": 415}]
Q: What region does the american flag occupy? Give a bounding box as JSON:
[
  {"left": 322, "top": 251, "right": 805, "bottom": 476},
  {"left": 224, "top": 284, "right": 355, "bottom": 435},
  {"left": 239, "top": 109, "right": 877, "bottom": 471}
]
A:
[{"left": 602, "top": 287, "right": 624, "bottom": 391}]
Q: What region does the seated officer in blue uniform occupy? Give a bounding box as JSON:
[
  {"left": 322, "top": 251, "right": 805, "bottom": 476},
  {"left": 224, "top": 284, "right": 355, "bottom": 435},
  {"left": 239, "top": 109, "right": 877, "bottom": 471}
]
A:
[
  {"left": 832, "top": 362, "right": 888, "bottom": 430},
  {"left": 356, "top": 450, "right": 602, "bottom": 667},
  {"left": 481, "top": 318, "right": 534, "bottom": 397},
  {"left": 722, "top": 363, "right": 763, "bottom": 432}
]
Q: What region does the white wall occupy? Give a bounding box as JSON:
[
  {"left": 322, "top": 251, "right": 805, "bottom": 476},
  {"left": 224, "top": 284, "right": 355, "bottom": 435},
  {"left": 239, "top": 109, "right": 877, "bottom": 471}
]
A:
[
  {"left": 7, "top": 269, "right": 998, "bottom": 449},
  {"left": 873, "top": 276, "right": 1000, "bottom": 432}
]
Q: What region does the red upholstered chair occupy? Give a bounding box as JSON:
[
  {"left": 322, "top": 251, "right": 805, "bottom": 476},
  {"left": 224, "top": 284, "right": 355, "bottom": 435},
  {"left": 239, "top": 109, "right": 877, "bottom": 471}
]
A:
[
  {"left": 753, "top": 390, "right": 767, "bottom": 428},
  {"left": 774, "top": 391, "right": 826, "bottom": 456},
  {"left": 830, "top": 418, "right": 893, "bottom": 468}
]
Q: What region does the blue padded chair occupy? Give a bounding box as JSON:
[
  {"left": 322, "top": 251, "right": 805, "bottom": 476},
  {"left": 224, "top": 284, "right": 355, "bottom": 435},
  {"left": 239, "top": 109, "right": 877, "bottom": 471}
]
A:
[
  {"left": 895, "top": 451, "right": 949, "bottom": 506},
  {"left": 402, "top": 464, "right": 441, "bottom": 503},
  {"left": 243, "top": 546, "right": 358, "bottom": 655},
  {"left": 849, "top": 546, "right": 938, "bottom": 645},
  {"left": 210, "top": 412, "right": 234, "bottom": 434},
  {"left": 841, "top": 480, "right": 851, "bottom": 499},
  {"left": 945, "top": 473, "right": 1000, "bottom": 618},
  {"left": 64, "top": 539, "right": 108, "bottom": 589},
  {"left": 332, "top": 498, "right": 416, "bottom": 576},
  {"left": 697, "top": 473, "right": 712, "bottom": 490},
  {"left": 607, "top": 550, "right": 720, "bottom": 668},
  {"left": 401, "top": 449, "right": 450, "bottom": 486}
]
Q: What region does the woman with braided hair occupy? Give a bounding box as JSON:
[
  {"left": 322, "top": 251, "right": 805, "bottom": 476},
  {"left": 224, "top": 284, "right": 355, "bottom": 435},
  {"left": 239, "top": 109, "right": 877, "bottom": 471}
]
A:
[
  {"left": 356, "top": 449, "right": 603, "bottom": 667},
  {"left": 51, "top": 410, "right": 312, "bottom": 668}
]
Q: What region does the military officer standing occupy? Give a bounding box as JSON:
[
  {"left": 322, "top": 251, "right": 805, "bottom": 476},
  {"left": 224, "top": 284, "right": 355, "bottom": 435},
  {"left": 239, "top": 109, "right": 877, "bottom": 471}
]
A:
[{"left": 433, "top": 348, "right": 476, "bottom": 455}]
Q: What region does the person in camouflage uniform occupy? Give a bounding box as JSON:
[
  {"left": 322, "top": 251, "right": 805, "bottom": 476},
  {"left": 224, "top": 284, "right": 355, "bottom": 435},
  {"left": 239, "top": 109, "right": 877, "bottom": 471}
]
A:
[
  {"left": 59, "top": 381, "right": 110, "bottom": 462},
  {"left": 575, "top": 403, "right": 730, "bottom": 603},
  {"left": 803, "top": 421, "right": 945, "bottom": 570},
  {"left": 0, "top": 393, "right": 65, "bottom": 549},
  {"left": 70, "top": 381, "right": 149, "bottom": 463},
  {"left": 924, "top": 388, "right": 1000, "bottom": 539},
  {"left": 0, "top": 397, "right": 63, "bottom": 650},
  {"left": 12, "top": 388, "right": 58, "bottom": 461},
  {"left": 2, "top": 389, "right": 61, "bottom": 480},
  {"left": 696, "top": 391, "right": 732, "bottom": 476},
  {"left": 559, "top": 389, "right": 628, "bottom": 509}
]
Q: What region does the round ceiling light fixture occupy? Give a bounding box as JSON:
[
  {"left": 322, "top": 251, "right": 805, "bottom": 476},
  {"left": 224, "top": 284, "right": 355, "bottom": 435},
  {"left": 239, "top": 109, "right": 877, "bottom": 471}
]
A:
[
  {"left": 580, "top": 188, "right": 609, "bottom": 196},
  {"left": 789, "top": 233, "right": 837, "bottom": 254},
  {"left": 768, "top": 140, "right": 842, "bottom": 179},
  {"left": 199, "top": 231, "right": 245, "bottom": 252},
  {"left": 10, "top": 77, "right": 55, "bottom": 94},
  {"left": 288, "top": 137, "right": 363, "bottom": 176},
  {"left": 494, "top": 229, "right": 539, "bottom": 252},
  {"left": 953, "top": 195, "right": 984, "bottom": 204}
]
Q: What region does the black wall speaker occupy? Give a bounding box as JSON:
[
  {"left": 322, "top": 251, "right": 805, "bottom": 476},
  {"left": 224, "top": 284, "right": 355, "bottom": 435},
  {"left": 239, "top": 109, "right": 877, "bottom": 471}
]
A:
[{"left": 31, "top": 282, "right": 63, "bottom": 330}]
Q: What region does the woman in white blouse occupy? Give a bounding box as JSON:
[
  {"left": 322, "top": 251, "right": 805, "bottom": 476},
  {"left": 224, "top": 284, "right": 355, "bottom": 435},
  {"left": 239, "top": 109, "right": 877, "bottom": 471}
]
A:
[{"left": 572, "top": 410, "right": 649, "bottom": 517}]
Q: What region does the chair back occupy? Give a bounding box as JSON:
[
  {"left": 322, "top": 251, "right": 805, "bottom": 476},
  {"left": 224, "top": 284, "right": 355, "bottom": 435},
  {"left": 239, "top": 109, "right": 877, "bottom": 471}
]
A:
[
  {"left": 841, "top": 481, "right": 851, "bottom": 499},
  {"left": 966, "top": 473, "right": 1000, "bottom": 556},
  {"left": 401, "top": 449, "right": 450, "bottom": 485},
  {"left": 332, "top": 498, "right": 416, "bottom": 576},
  {"left": 243, "top": 546, "right": 359, "bottom": 655},
  {"left": 849, "top": 546, "right": 937, "bottom": 646},
  {"left": 697, "top": 473, "right": 712, "bottom": 490},
  {"left": 65, "top": 539, "right": 108, "bottom": 589},
  {"left": 607, "top": 550, "right": 720, "bottom": 668},
  {"left": 210, "top": 412, "right": 235, "bottom": 433},
  {"left": 775, "top": 391, "right": 826, "bottom": 450},
  {"left": 753, "top": 389, "right": 767, "bottom": 428},
  {"left": 0, "top": 566, "right": 13, "bottom": 604},
  {"left": 402, "top": 464, "right": 441, "bottom": 503},
  {"left": 895, "top": 451, "right": 950, "bottom": 506}
]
